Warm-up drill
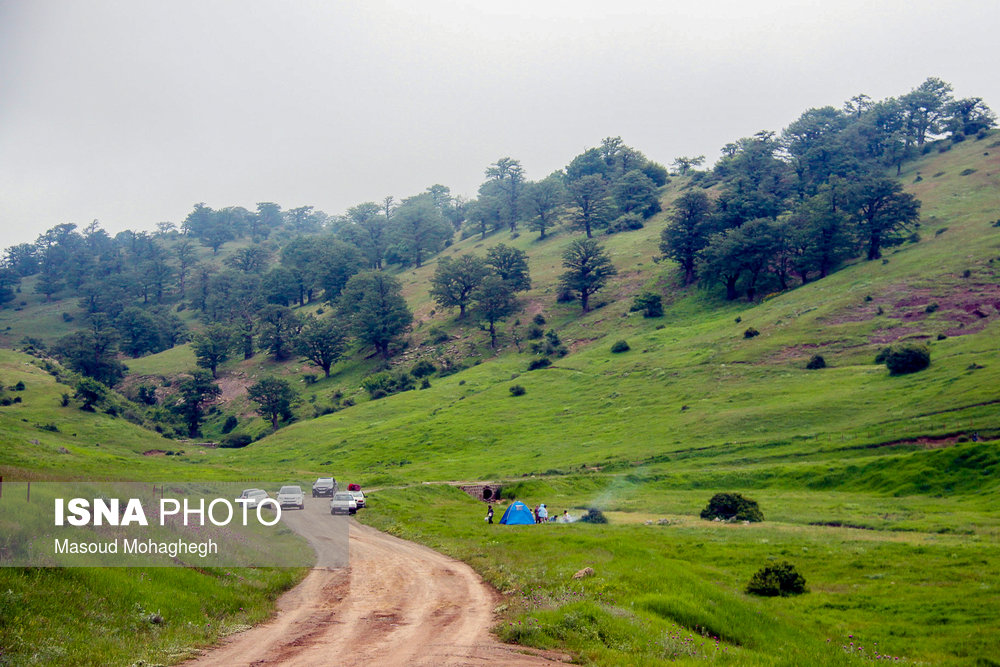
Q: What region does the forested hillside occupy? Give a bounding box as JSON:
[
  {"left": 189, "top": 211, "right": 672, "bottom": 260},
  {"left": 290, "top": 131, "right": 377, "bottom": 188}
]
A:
[{"left": 0, "top": 77, "right": 993, "bottom": 447}]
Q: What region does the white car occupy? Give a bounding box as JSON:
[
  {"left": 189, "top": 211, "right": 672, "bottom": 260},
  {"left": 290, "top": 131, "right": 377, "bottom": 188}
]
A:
[
  {"left": 330, "top": 492, "right": 357, "bottom": 515},
  {"left": 276, "top": 485, "right": 305, "bottom": 509},
  {"left": 349, "top": 490, "right": 366, "bottom": 509},
  {"left": 237, "top": 488, "right": 270, "bottom": 509}
]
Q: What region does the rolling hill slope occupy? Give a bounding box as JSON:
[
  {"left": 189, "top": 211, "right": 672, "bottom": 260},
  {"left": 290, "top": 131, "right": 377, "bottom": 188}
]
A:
[{"left": 224, "top": 135, "right": 1000, "bottom": 491}]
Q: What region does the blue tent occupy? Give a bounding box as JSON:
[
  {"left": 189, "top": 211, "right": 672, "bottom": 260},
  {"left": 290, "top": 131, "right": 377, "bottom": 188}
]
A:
[{"left": 499, "top": 501, "right": 535, "bottom": 525}]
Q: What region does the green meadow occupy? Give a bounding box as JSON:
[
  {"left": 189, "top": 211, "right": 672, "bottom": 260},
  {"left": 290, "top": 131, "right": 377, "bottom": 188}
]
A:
[
  {"left": 1, "top": 136, "right": 999, "bottom": 664},
  {"left": 360, "top": 484, "right": 1000, "bottom": 666}
]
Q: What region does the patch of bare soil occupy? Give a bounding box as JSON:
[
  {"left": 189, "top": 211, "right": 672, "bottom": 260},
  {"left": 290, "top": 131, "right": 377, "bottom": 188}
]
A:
[
  {"left": 217, "top": 372, "right": 252, "bottom": 403},
  {"left": 866, "top": 433, "right": 993, "bottom": 450},
  {"left": 142, "top": 449, "right": 166, "bottom": 456},
  {"left": 819, "top": 282, "right": 1000, "bottom": 344}
]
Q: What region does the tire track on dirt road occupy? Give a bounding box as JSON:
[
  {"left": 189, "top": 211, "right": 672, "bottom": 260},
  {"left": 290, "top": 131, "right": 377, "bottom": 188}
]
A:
[{"left": 187, "top": 501, "right": 566, "bottom": 666}]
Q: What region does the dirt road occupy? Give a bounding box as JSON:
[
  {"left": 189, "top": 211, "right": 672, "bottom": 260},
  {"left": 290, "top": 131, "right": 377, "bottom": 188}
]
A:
[{"left": 188, "top": 499, "right": 564, "bottom": 666}]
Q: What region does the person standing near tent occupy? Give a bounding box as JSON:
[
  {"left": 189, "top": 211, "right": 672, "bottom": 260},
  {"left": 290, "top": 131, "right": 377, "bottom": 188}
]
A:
[
  {"left": 486, "top": 505, "right": 494, "bottom": 524},
  {"left": 538, "top": 504, "right": 548, "bottom": 523},
  {"left": 533, "top": 505, "right": 540, "bottom": 523}
]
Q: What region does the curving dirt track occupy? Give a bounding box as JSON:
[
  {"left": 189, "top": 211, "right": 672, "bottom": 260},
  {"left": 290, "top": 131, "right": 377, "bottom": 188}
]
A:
[{"left": 187, "top": 501, "right": 565, "bottom": 666}]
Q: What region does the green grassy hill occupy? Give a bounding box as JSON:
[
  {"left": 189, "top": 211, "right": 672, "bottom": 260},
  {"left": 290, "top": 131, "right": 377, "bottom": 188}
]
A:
[
  {"left": 232, "top": 136, "right": 1000, "bottom": 665},
  {"left": 222, "top": 135, "right": 1000, "bottom": 487},
  {"left": 1, "top": 136, "right": 999, "bottom": 665}
]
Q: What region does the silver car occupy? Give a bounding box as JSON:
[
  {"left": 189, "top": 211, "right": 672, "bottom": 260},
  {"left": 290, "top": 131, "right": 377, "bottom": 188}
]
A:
[
  {"left": 276, "top": 485, "right": 305, "bottom": 509},
  {"left": 330, "top": 492, "right": 357, "bottom": 515},
  {"left": 237, "top": 488, "right": 270, "bottom": 509},
  {"left": 349, "top": 490, "right": 366, "bottom": 509}
]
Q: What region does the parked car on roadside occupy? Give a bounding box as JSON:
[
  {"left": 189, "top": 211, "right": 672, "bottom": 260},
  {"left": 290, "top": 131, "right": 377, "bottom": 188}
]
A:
[
  {"left": 237, "top": 488, "right": 270, "bottom": 509},
  {"left": 277, "top": 485, "right": 305, "bottom": 509},
  {"left": 312, "top": 477, "right": 337, "bottom": 497},
  {"left": 349, "top": 489, "right": 366, "bottom": 508},
  {"left": 330, "top": 492, "right": 357, "bottom": 515}
]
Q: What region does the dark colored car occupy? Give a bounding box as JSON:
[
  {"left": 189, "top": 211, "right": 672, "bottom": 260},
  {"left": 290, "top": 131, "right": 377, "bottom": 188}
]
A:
[{"left": 312, "top": 477, "right": 337, "bottom": 497}]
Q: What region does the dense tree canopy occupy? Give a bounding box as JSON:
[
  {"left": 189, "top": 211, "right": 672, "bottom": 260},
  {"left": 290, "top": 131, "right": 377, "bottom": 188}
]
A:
[
  {"left": 339, "top": 271, "right": 412, "bottom": 359},
  {"left": 430, "top": 254, "right": 489, "bottom": 318},
  {"left": 247, "top": 376, "right": 295, "bottom": 430},
  {"left": 472, "top": 275, "right": 519, "bottom": 349},
  {"left": 559, "top": 239, "right": 618, "bottom": 312},
  {"left": 173, "top": 370, "right": 221, "bottom": 438},
  {"left": 296, "top": 316, "right": 347, "bottom": 378}
]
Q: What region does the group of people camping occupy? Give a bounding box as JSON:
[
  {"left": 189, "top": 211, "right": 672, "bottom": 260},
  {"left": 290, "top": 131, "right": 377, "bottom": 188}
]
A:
[{"left": 485, "top": 502, "right": 573, "bottom": 524}]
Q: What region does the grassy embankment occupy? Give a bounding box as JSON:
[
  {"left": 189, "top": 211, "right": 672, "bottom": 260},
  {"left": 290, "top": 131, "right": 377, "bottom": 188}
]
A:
[{"left": 0, "top": 351, "right": 305, "bottom": 666}]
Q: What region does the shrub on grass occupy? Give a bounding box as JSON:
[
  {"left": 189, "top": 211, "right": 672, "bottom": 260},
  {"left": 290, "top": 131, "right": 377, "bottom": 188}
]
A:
[
  {"left": 610, "top": 340, "right": 630, "bottom": 353},
  {"left": 883, "top": 344, "right": 931, "bottom": 375},
  {"left": 410, "top": 359, "right": 436, "bottom": 378},
  {"left": 579, "top": 508, "right": 608, "bottom": 524},
  {"left": 746, "top": 561, "right": 806, "bottom": 597},
  {"left": 427, "top": 327, "right": 450, "bottom": 344},
  {"left": 805, "top": 355, "right": 826, "bottom": 370},
  {"left": 361, "top": 370, "right": 415, "bottom": 399},
  {"left": 630, "top": 292, "right": 664, "bottom": 318},
  {"left": 925, "top": 303, "right": 939, "bottom": 313},
  {"left": 136, "top": 385, "right": 157, "bottom": 406},
  {"left": 528, "top": 357, "right": 552, "bottom": 371},
  {"left": 531, "top": 330, "right": 568, "bottom": 357},
  {"left": 509, "top": 384, "right": 526, "bottom": 396},
  {"left": 220, "top": 433, "right": 252, "bottom": 448},
  {"left": 437, "top": 361, "right": 467, "bottom": 377},
  {"left": 312, "top": 404, "right": 336, "bottom": 418},
  {"left": 533, "top": 313, "right": 546, "bottom": 326},
  {"left": 12, "top": 381, "right": 25, "bottom": 391},
  {"left": 605, "top": 213, "right": 645, "bottom": 234},
  {"left": 700, "top": 492, "right": 764, "bottom": 522},
  {"left": 743, "top": 327, "right": 760, "bottom": 339},
  {"left": 221, "top": 415, "right": 239, "bottom": 434}
]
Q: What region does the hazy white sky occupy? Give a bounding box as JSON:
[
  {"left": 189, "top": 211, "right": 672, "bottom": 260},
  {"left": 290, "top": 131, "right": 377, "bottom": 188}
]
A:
[{"left": 1, "top": 0, "right": 997, "bottom": 248}]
